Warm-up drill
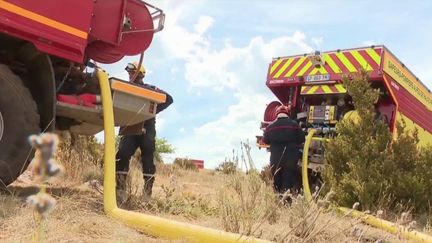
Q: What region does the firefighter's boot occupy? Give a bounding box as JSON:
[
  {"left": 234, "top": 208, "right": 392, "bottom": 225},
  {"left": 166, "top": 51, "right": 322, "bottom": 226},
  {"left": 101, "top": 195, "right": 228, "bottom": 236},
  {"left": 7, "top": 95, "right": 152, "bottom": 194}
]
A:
[
  {"left": 116, "top": 172, "right": 127, "bottom": 191},
  {"left": 143, "top": 174, "right": 155, "bottom": 199},
  {"left": 116, "top": 172, "right": 128, "bottom": 204}
]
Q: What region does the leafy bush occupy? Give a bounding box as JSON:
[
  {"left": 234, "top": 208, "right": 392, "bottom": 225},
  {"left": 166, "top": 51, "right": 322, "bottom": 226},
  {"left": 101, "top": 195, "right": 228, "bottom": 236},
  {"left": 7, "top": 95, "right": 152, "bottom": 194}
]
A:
[
  {"left": 216, "top": 161, "right": 237, "bottom": 174},
  {"left": 155, "top": 137, "right": 175, "bottom": 163},
  {"left": 323, "top": 71, "right": 432, "bottom": 218}
]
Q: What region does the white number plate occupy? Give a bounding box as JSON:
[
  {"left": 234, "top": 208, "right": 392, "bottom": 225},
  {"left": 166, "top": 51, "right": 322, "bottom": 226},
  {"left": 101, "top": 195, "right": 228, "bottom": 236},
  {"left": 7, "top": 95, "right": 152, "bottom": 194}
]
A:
[{"left": 306, "top": 74, "right": 330, "bottom": 82}]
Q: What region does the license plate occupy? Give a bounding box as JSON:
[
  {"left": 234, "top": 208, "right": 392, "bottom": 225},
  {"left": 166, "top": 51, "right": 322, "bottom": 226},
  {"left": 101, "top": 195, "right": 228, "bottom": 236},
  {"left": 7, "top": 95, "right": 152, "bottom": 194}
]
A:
[{"left": 306, "top": 74, "right": 330, "bottom": 82}]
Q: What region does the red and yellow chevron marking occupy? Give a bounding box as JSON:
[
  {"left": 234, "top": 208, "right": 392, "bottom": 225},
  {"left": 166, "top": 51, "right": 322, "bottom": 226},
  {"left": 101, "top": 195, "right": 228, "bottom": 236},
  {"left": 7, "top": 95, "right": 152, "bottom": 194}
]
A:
[
  {"left": 300, "top": 84, "right": 347, "bottom": 95},
  {"left": 269, "top": 47, "right": 382, "bottom": 79}
]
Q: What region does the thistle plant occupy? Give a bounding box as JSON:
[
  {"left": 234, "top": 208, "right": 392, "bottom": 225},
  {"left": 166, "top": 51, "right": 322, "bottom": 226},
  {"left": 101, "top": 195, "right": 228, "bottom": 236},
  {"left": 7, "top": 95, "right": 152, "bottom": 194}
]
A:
[{"left": 27, "top": 133, "right": 64, "bottom": 242}]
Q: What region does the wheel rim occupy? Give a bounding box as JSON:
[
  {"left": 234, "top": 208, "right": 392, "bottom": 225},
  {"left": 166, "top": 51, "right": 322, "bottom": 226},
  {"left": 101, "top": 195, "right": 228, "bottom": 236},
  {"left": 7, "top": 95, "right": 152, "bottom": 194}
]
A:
[{"left": 0, "top": 110, "right": 3, "bottom": 141}]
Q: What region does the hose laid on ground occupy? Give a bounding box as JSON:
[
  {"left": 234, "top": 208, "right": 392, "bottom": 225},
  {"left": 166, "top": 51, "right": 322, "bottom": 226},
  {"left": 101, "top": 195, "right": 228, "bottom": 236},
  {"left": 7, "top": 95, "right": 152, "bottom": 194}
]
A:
[
  {"left": 302, "top": 129, "right": 432, "bottom": 243},
  {"left": 97, "top": 69, "right": 271, "bottom": 243}
]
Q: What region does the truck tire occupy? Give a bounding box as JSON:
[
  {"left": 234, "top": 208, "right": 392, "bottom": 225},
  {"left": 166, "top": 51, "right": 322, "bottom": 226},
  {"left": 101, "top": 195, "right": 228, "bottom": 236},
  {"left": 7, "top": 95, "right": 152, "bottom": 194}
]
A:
[{"left": 0, "top": 64, "right": 40, "bottom": 189}]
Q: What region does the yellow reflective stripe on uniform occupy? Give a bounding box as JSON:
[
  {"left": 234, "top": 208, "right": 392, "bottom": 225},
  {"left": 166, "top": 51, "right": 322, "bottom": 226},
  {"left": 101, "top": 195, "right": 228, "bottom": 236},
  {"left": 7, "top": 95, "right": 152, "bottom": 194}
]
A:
[
  {"left": 284, "top": 57, "right": 306, "bottom": 77},
  {"left": 351, "top": 50, "right": 373, "bottom": 71},
  {"left": 270, "top": 59, "right": 283, "bottom": 74},
  {"left": 322, "top": 85, "right": 332, "bottom": 93},
  {"left": 273, "top": 58, "right": 294, "bottom": 78},
  {"left": 323, "top": 53, "right": 341, "bottom": 73},
  {"left": 335, "top": 84, "right": 347, "bottom": 92},
  {"left": 307, "top": 85, "right": 319, "bottom": 94},
  {"left": 336, "top": 52, "right": 357, "bottom": 72},
  {"left": 366, "top": 48, "right": 381, "bottom": 65},
  {"left": 296, "top": 60, "right": 312, "bottom": 76}
]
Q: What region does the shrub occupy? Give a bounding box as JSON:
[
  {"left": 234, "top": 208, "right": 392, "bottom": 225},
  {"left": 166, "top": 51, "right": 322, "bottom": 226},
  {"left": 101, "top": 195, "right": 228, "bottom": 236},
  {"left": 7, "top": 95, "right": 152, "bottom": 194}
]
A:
[
  {"left": 259, "top": 164, "right": 273, "bottom": 186},
  {"left": 323, "top": 70, "right": 432, "bottom": 218},
  {"left": 155, "top": 137, "right": 175, "bottom": 163},
  {"left": 56, "top": 133, "right": 103, "bottom": 183},
  {"left": 216, "top": 161, "right": 237, "bottom": 174},
  {"left": 173, "top": 158, "right": 198, "bottom": 171},
  {"left": 218, "top": 172, "right": 279, "bottom": 235}
]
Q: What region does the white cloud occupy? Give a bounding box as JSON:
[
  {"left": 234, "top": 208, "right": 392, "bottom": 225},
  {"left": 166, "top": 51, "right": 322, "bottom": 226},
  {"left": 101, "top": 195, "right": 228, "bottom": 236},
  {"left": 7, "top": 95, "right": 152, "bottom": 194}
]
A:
[
  {"left": 362, "top": 41, "right": 377, "bottom": 46},
  {"left": 311, "top": 37, "right": 323, "bottom": 47},
  {"left": 184, "top": 32, "right": 313, "bottom": 90},
  {"left": 170, "top": 66, "right": 179, "bottom": 74},
  {"left": 155, "top": 117, "right": 165, "bottom": 131},
  {"left": 157, "top": 4, "right": 211, "bottom": 60},
  {"left": 156, "top": 9, "right": 314, "bottom": 168},
  {"left": 194, "top": 16, "right": 215, "bottom": 35}
]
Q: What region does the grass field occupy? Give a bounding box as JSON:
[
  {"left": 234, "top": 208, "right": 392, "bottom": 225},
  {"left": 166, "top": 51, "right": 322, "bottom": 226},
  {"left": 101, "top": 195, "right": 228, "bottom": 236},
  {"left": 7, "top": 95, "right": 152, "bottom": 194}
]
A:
[{"left": 0, "top": 155, "right": 410, "bottom": 243}]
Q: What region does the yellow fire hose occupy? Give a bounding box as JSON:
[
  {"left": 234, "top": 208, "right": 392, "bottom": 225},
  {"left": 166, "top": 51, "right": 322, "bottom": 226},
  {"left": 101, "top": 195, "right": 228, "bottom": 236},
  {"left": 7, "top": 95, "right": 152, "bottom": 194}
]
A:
[
  {"left": 97, "top": 69, "right": 270, "bottom": 243},
  {"left": 302, "top": 129, "right": 432, "bottom": 242}
]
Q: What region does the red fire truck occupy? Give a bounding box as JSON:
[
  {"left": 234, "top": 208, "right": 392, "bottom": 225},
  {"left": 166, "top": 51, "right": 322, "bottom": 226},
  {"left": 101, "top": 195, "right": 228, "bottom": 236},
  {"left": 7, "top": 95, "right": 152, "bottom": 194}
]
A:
[
  {"left": 258, "top": 46, "right": 432, "bottom": 171},
  {"left": 0, "top": 0, "right": 165, "bottom": 187}
]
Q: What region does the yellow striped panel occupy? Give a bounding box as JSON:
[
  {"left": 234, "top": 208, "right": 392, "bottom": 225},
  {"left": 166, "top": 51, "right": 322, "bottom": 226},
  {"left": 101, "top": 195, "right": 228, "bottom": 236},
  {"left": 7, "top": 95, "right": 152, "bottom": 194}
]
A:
[
  {"left": 336, "top": 52, "right": 357, "bottom": 72},
  {"left": 273, "top": 58, "right": 294, "bottom": 78},
  {"left": 335, "top": 84, "right": 347, "bottom": 93},
  {"left": 296, "top": 60, "right": 312, "bottom": 76},
  {"left": 322, "top": 85, "right": 332, "bottom": 93},
  {"left": 323, "top": 53, "right": 341, "bottom": 73},
  {"left": 309, "top": 65, "right": 328, "bottom": 75},
  {"left": 306, "top": 85, "right": 319, "bottom": 94},
  {"left": 365, "top": 48, "right": 381, "bottom": 65},
  {"left": 301, "top": 86, "right": 306, "bottom": 92},
  {"left": 351, "top": 50, "right": 373, "bottom": 71},
  {"left": 270, "top": 59, "right": 284, "bottom": 74},
  {"left": 284, "top": 57, "right": 307, "bottom": 77}
]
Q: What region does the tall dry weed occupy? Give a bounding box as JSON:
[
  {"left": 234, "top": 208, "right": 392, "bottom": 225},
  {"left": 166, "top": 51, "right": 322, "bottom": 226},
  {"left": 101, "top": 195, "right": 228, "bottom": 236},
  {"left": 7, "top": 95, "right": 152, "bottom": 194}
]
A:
[
  {"left": 218, "top": 172, "right": 279, "bottom": 236},
  {"left": 56, "top": 132, "right": 103, "bottom": 184}
]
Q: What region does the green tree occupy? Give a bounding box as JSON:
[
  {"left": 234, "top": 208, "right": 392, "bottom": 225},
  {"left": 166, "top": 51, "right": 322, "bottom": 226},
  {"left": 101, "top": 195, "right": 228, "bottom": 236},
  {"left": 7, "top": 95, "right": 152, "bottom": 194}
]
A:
[
  {"left": 155, "top": 137, "right": 175, "bottom": 163},
  {"left": 323, "top": 70, "right": 432, "bottom": 216}
]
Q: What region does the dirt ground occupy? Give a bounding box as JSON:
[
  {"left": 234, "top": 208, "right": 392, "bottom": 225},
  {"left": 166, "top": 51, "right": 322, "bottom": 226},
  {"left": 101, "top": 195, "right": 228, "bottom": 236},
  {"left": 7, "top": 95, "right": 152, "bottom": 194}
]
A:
[{"left": 0, "top": 167, "right": 414, "bottom": 242}]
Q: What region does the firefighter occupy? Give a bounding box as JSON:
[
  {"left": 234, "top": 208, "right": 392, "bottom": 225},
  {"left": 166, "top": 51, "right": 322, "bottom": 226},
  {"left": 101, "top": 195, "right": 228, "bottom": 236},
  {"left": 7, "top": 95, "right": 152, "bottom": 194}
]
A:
[
  {"left": 115, "top": 62, "right": 173, "bottom": 199},
  {"left": 263, "top": 105, "right": 305, "bottom": 195}
]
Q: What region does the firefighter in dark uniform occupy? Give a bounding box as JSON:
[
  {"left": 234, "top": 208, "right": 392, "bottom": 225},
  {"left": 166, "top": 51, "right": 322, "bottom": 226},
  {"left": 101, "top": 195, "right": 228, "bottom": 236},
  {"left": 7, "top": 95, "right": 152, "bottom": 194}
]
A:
[
  {"left": 263, "top": 105, "right": 305, "bottom": 194},
  {"left": 115, "top": 62, "right": 173, "bottom": 198}
]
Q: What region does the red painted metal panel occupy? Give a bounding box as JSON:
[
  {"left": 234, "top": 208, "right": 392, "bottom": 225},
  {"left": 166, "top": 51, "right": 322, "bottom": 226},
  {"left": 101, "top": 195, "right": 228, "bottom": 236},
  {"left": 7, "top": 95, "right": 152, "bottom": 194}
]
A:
[
  {"left": 7, "top": 0, "right": 93, "bottom": 31},
  {"left": 86, "top": 0, "right": 155, "bottom": 63},
  {"left": 386, "top": 74, "right": 432, "bottom": 133},
  {"left": 343, "top": 51, "right": 362, "bottom": 70},
  {"left": 269, "top": 59, "right": 287, "bottom": 77},
  {"left": 279, "top": 57, "right": 299, "bottom": 78},
  {"left": 190, "top": 159, "right": 204, "bottom": 169},
  {"left": 359, "top": 50, "right": 380, "bottom": 69},
  {"left": 291, "top": 58, "right": 309, "bottom": 77},
  {"left": 329, "top": 53, "right": 350, "bottom": 73},
  {"left": 90, "top": 0, "right": 125, "bottom": 45},
  {"left": 0, "top": 0, "right": 94, "bottom": 63}
]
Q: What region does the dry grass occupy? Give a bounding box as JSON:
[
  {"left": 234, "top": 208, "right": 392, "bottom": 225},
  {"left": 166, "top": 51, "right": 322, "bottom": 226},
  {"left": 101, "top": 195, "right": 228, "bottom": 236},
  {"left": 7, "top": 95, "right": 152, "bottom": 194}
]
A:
[
  {"left": 0, "top": 190, "right": 176, "bottom": 243},
  {"left": 0, "top": 143, "right": 422, "bottom": 242},
  {"left": 55, "top": 132, "right": 103, "bottom": 186},
  {"left": 215, "top": 171, "right": 405, "bottom": 242}
]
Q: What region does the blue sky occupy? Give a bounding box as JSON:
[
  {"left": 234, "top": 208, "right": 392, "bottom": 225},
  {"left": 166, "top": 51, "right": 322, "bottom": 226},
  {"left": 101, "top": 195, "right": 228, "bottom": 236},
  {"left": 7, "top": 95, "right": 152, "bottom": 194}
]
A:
[{"left": 100, "top": 0, "right": 432, "bottom": 169}]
